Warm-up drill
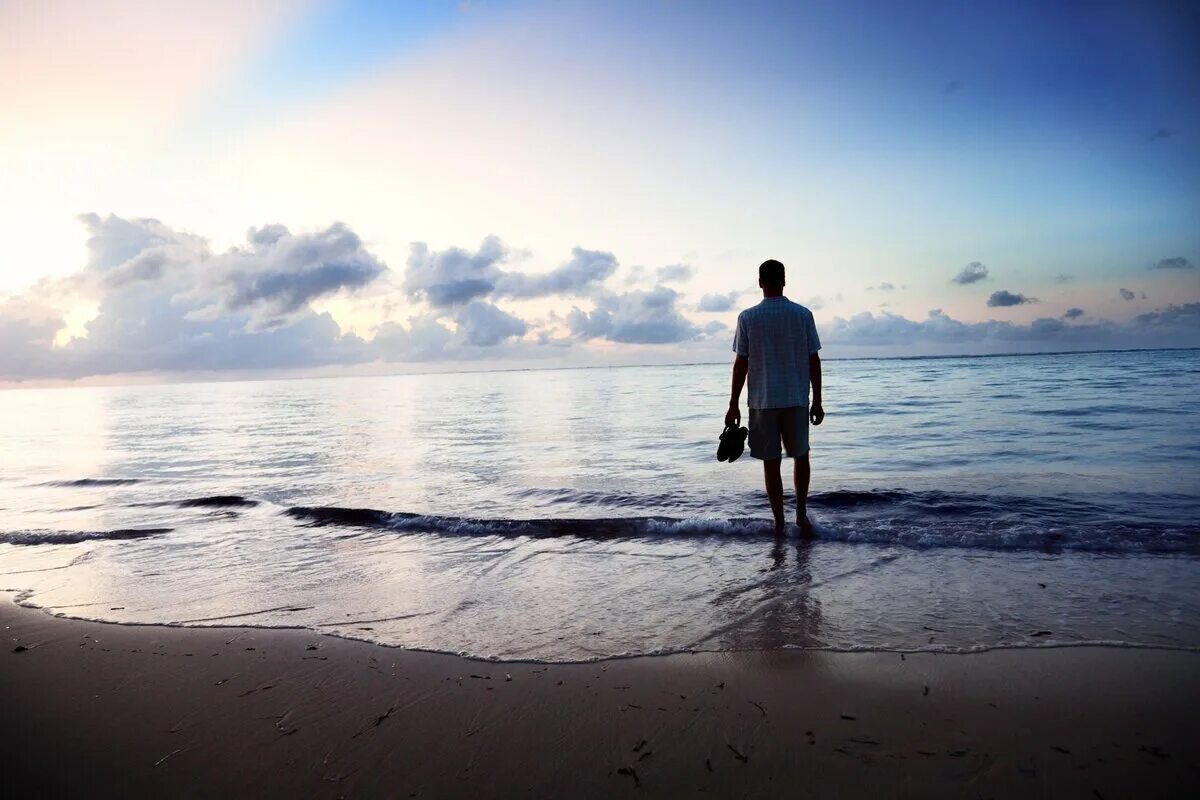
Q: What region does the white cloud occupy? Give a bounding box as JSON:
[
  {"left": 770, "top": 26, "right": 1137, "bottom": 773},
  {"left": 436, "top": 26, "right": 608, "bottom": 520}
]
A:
[
  {"left": 0, "top": 297, "right": 64, "bottom": 378},
  {"left": 453, "top": 301, "right": 529, "bottom": 347},
  {"left": 987, "top": 289, "right": 1034, "bottom": 307},
  {"left": 372, "top": 315, "right": 454, "bottom": 363},
  {"left": 1148, "top": 256, "right": 1194, "bottom": 270},
  {"left": 697, "top": 292, "right": 740, "bottom": 312},
  {"left": 207, "top": 222, "right": 386, "bottom": 328},
  {"left": 402, "top": 237, "right": 617, "bottom": 308},
  {"left": 952, "top": 261, "right": 989, "bottom": 285},
  {"left": 568, "top": 286, "right": 701, "bottom": 344},
  {"left": 655, "top": 264, "right": 694, "bottom": 283},
  {"left": 494, "top": 247, "right": 618, "bottom": 299},
  {"left": 402, "top": 236, "right": 507, "bottom": 308}
]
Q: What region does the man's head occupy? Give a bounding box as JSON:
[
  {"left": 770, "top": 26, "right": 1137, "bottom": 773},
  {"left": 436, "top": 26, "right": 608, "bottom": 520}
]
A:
[{"left": 759, "top": 259, "right": 785, "bottom": 293}]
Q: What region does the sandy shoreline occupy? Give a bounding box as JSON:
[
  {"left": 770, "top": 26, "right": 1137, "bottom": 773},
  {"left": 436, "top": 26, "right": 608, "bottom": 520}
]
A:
[{"left": 2, "top": 595, "right": 1197, "bottom": 798}]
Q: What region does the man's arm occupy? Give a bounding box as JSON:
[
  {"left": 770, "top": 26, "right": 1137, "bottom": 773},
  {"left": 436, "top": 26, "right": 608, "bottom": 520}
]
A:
[
  {"left": 727, "top": 312, "right": 749, "bottom": 426},
  {"left": 727, "top": 355, "right": 748, "bottom": 426},
  {"left": 809, "top": 353, "right": 824, "bottom": 425}
]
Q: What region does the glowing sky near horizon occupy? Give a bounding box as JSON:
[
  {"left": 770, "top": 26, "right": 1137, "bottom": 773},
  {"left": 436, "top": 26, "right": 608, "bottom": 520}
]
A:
[{"left": 0, "top": 0, "right": 1197, "bottom": 381}]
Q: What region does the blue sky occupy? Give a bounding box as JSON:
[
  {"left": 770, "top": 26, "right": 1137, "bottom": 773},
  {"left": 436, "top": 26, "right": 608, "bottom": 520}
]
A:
[
  {"left": 0, "top": 0, "right": 1196, "bottom": 383},
  {"left": 199, "top": 1, "right": 480, "bottom": 125}
]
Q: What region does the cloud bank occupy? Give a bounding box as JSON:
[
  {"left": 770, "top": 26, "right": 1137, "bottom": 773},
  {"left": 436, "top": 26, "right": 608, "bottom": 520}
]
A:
[
  {"left": 0, "top": 215, "right": 719, "bottom": 380},
  {"left": 826, "top": 305, "right": 1200, "bottom": 353},
  {"left": 2, "top": 214, "right": 1198, "bottom": 382},
  {"left": 3, "top": 215, "right": 378, "bottom": 379}
]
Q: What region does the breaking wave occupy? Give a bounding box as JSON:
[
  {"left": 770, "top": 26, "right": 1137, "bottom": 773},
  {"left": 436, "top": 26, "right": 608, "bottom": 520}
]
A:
[
  {"left": 285, "top": 487, "right": 1200, "bottom": 554},
  {"left": 38, "top": 478, "right": 142, "bottom": 488},
  {"left": 178, "top": 496, "right": 259, "bottom": 508},
  {"left": 285, "top": 506, "right": 774, "bottom": 539},
  {"left": 0, "top": 528, "right": 173, "bottom": 546}
]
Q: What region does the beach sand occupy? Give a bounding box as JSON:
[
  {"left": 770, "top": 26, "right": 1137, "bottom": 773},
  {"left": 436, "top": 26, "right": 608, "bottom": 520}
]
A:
[{"left": 2, "top": 595, "right": 1196, "bottom": 798}]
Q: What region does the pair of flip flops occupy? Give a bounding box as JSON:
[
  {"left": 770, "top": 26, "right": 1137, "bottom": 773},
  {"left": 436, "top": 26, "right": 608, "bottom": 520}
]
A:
[{"left": 717, "top": 422, "right": 748, "bottom": 462}]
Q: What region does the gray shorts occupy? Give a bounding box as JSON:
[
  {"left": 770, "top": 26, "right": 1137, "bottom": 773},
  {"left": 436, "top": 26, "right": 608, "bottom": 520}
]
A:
[{"left": 749, "top": 406, "right": 809, "bottom": 460}]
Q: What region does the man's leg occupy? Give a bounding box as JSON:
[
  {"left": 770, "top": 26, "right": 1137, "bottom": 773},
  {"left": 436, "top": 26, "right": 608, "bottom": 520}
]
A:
[
  {"left": 795, "top": 454, "right": 814, "bottom": 537},
  {"left": 778, "top": 407, "right": 814, "bottom": 538},
  {"left": 763, "top": 458, "right": 785, "bottom": 534}
]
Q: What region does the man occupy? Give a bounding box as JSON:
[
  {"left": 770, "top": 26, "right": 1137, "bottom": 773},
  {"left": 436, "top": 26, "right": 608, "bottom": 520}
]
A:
[{"left": 726, "top": 259, "right": 824, "bottom": 536}]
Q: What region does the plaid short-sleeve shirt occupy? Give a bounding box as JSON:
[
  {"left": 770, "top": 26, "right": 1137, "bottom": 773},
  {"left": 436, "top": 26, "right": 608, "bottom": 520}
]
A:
[{"left": 732, "top": 297, "right": 822, "bottom": 410}]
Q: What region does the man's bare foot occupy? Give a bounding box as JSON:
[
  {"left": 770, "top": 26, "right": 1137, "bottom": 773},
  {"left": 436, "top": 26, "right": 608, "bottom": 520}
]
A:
[
  {"left": 797, "top": 515, "right": 816, "bottom": 539},
  {"left": 773, "top": 517, "right": 787, "bottom": 537}
]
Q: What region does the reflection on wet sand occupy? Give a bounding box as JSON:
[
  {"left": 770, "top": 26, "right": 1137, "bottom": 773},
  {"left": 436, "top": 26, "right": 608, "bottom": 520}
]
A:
[{"left": 708, "top": 537, "right": 825, "bottom": 653}]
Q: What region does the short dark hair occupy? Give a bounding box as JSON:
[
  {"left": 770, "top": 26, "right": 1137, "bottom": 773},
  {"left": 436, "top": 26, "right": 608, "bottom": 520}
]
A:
[{"left": 759, "top": 259, "right": 785, "bottom": 287}]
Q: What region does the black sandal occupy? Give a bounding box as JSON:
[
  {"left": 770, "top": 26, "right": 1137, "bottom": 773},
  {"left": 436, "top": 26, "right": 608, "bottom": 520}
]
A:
[{"left": 717, "top": 423, "right": 748, "bottom": 462}]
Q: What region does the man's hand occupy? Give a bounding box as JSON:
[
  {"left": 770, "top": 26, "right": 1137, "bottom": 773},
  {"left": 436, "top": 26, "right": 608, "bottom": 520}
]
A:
[
  {"left": 810, "top": 403, "right": 824, "bottom": 426},
  {"left": 725, "top": 403, "right": 741, "bottom": 427}
]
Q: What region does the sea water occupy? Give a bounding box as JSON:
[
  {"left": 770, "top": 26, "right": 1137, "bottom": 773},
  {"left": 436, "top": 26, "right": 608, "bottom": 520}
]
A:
[{"left": 1, "top": 349, "right": 1198, "bottom": 661}]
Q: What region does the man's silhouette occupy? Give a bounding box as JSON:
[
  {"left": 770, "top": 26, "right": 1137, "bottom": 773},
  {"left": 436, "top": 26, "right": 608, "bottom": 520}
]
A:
[{"left": 726, "top": 259, "right": 824, "bottom": 536}]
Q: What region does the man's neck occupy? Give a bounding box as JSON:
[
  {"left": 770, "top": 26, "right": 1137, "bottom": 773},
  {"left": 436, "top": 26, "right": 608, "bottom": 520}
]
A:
[{"left": 762, "top": 289, "right": 784, "bottom": 299}]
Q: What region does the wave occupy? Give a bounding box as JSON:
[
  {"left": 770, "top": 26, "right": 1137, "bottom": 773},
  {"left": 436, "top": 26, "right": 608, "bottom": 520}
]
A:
[
  {"left": 0, "top": 527, "right": 173, "bottom": 546},
  {"left": 284, "top": 496, "right": 1200, "bottom": 554},
  {"left": 506, "top": 487, "right": 1024, "bottom": 516},
  {"left": 511, "top": 485, "right": 1197, "bottom": 527},
  {"left": 11, "top": 487, "right": 1198, "bottom": 554},
  {"left": 810, "top": 489, "right": 912, "bottom": 507},
  {"left": 509, "top": 486, "right": 687, "bottom": 509},
  {"left": 178, "top": 495, "right": 259, "bottom": 508},
  {"left": 285, "top": 506, "right": 775, "bottom": 539},
  {"left": 39, "top": 478, "right": 141, "bottom": 488}
]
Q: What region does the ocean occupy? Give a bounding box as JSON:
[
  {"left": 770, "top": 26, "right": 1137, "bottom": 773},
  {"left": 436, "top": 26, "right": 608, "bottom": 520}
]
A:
[{"left": 2, "top": 349, "right": 1198, "bottom": 661}]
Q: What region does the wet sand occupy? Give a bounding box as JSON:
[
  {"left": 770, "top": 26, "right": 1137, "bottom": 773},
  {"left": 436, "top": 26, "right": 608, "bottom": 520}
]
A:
[{"left": 2, "top": 595, "right": 1197, "bottom": 798}]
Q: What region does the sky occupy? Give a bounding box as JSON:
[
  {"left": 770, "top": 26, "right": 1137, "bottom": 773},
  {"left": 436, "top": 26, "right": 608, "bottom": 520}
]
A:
[{"left": 1, "top": 0, "right": 1197, "bottom": 384}]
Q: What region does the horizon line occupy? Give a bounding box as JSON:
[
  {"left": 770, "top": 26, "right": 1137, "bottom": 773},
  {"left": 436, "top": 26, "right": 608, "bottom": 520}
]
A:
[{"left": 2, "top": 346, "right": 1197, "bottom": 392}]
